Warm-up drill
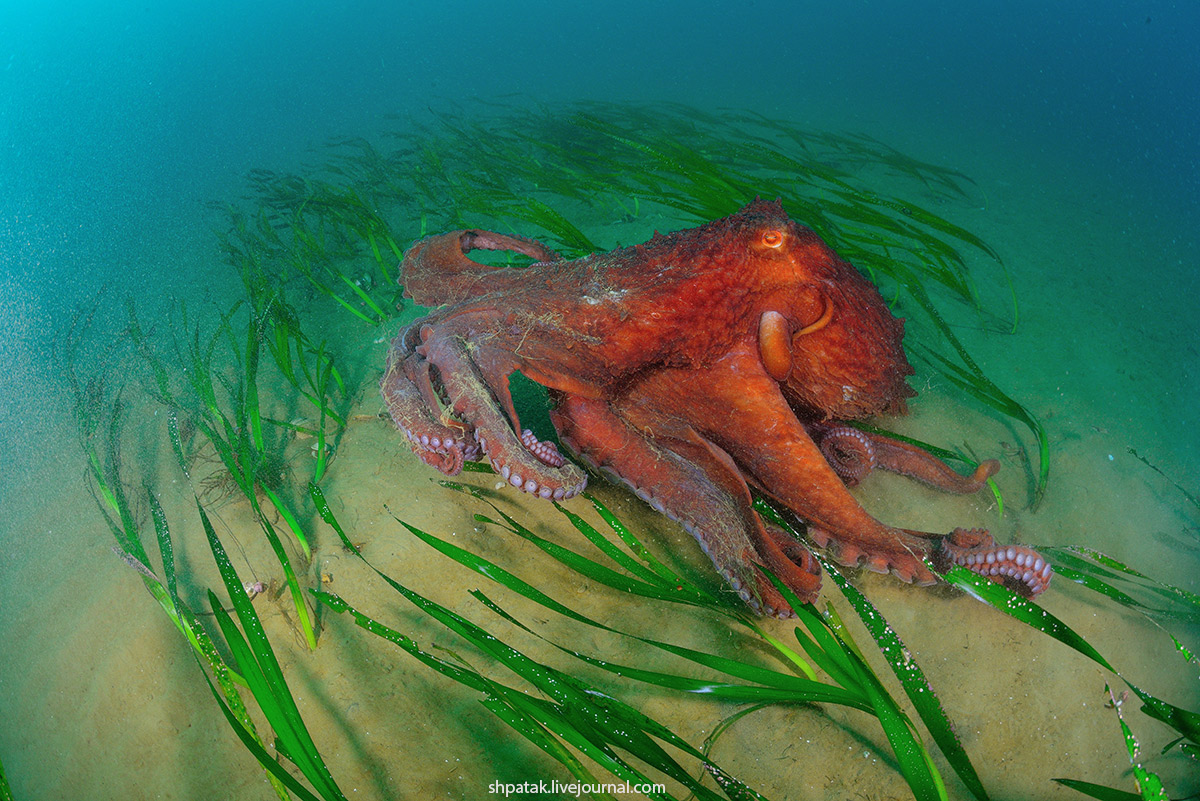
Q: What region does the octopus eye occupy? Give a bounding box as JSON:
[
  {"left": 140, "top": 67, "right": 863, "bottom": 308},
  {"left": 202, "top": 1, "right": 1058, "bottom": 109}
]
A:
[{"left": 760, "top": 229, "right": 785, "bottom": 248}]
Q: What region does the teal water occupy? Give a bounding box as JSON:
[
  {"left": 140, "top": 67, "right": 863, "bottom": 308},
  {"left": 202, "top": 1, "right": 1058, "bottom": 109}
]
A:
[{"left": 1, "top": 2, "right": 1198, "bottom": 799}]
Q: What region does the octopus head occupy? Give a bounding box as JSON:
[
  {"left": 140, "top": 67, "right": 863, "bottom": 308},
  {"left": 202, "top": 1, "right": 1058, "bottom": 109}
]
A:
[{"left": 742, "top": 199, "right": 915, "bottom": 419}]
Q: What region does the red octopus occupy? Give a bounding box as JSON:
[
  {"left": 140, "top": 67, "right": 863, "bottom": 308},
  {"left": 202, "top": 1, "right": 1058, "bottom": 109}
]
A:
[{"left": 382, "top": 200, "right": 1049, "bottom": 616}]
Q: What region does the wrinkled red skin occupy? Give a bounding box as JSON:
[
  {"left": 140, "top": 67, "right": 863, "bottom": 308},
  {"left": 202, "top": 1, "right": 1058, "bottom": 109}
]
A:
[{"left": 382, "top": 199, "right": 1047, "bottom": 616}]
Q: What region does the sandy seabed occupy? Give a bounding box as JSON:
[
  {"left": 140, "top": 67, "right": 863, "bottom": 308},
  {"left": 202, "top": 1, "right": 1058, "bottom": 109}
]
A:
[{"left": 1, "top": 119, "right": 1197, "bottom": 801}]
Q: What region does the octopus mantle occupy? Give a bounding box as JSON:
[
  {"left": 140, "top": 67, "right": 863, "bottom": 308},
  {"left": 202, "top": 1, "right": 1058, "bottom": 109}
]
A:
[{"left": 382, "top": 200, "right": 1049, "bottom": 616}]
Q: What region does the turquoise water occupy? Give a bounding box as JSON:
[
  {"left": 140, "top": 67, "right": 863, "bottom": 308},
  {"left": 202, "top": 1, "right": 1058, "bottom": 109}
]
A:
[{"left": 1, "top": 2, "right": 1198, "bottom": 799}]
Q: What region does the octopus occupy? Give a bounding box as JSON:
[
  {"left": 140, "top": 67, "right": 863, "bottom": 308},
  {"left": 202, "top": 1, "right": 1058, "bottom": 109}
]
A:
[{"left": 381, "top": 199, "right": 1050, "bottom": 616}]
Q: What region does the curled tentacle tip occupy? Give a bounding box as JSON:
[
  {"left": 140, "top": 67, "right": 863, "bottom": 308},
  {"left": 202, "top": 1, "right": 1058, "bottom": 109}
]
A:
[
  {"left": 520, "top": 428, "right": 567, "bottom": 468},
  {"left": 973, "top": 459, "right": 1001, "bottom": 482},
  {"left": 816, "top": 426, "right": 877, "bottom": 486},
  {"left": 418, "top": 447, "right": 466, "bottom": 476},
  {"left": 938, "top": 530, "right": 1051, "bottom": 598}
]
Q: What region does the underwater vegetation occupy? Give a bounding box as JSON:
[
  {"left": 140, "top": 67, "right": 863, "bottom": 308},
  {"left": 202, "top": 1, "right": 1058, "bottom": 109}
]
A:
[{"left": 63, "top": 100, "right": 1199, "bottom": 800}]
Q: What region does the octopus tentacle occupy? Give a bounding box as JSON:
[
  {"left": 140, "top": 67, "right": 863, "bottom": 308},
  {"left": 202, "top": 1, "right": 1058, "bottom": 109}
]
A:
[
  {"left": 807, "top": 524, "right": 939, "bottom": 585},
  {"left": 934, "top": 528, "right": 1052, "bottom": 597},
  {"left": 813, "top": 425, "right": 877, "bottom": 486},
  {"left": 639, "top": 345, "right": 943, "bottom": 587},
  {"left": 418, "top": 331, "right": 586, "bottom": 499},
  {"left": 552, "top": 393, "right": 816, "bottom": 617},
  {"left": 381, "top": 324, "right": 479, "bottom": 476},
  {"left": 867, "top": 431, "right": 999, "bottom": 493},
  {"left": 642, "top": 354, "right": 954, "bottom": 592},
  {"left": 460, "top": 229, "right": 561, "bottom": 262},
  {"left": 402, "top": 229, "right": 561, "bottom": 307},
  {"left": 520, "top": 429, "right": 566, "bottom": 467},
  {"left": 687, "top": 431, "right": 823, "bottom": 614},
  {"left": 810, "top": 423, "right": 999, "bottom": 494}
]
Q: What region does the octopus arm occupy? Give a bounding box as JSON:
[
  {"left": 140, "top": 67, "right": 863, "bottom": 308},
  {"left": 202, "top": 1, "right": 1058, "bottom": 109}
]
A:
[
  {"left": 401, "top": 230, "right": 561, "bottom": 307},
  {"left": 934, "top": 528, "right": 1052, "bottom": 597},
  {"left": 381, "top": 323, "right": 477, "bottom": 474},
  {"left": 810, "top": 423, "right": 1000, "bottom": 494},
  {"left": 867, "top": 431, "right": 1000, "bottom": 493},
  {"left": 406, "top": 326, "right": 587, "bottom": 499},
  {"left": 551, "top": 393, "right": 818, "bottom": 616},
  {"left": 637, "top": 343, "right": 941, "bottom": 585}
]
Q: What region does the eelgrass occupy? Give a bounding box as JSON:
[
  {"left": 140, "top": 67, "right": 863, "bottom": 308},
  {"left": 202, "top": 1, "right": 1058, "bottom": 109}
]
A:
[
  {"left": 62, "top": 363, "right": 296, "bottom": 798},
  {"left": 387, "top": 478, "right": 1200, "bottom": 799},
  {"left": 1128, "top": 447, "right": 1200, "bottom": 516},
  {"left": 940, "top": 558, "right": 1200, "bottom": 741},
  {"left": 1041, "top": 545, "right": 1200, "bottom": 623},
  {"left": 0, "top": 753, "right": 11, "bottom": 801},
  {"left": 79, "top": 414, "right": 1200, "bottom": 801},
  {"left": 321, "top": 477, "right": 972, "bottom": 799},
  {"left": 314, "top": 528, "right": 763, "bottom": 796},
  {"left": 219, "top": 168, "right": 405, "bottom": 327},
  {"left": 311, "top": 481, "right": 948, "bottom": 799},
  {"left": 126, "top": 300, "right": 322, "bottom": 649},
  {"left": 931, "top": 538, "right": 1200, "bottom": 798},
  {"left": 126, "top": 484, "right": 345, "bottom": 800},
  {"left": 197, "top": 499, "right": 348, "bottom": 801},
  {"left": 1053, "top": 685, "right": 1171, "bottom": 801},
  {"left": 64, "top": 306, "right": 349, "bottom": 797}
]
